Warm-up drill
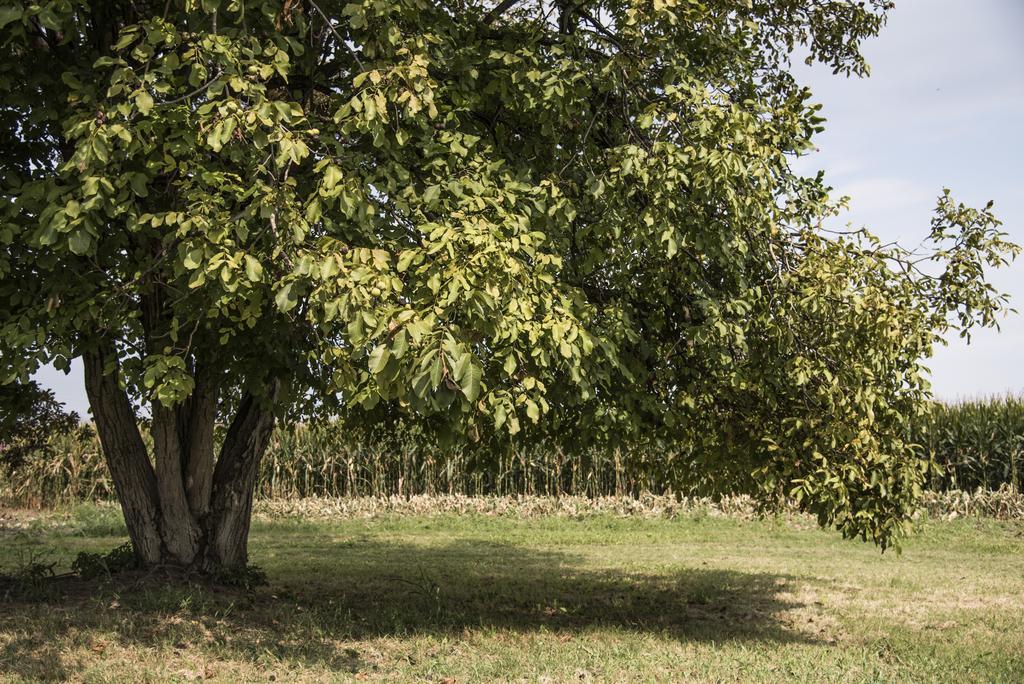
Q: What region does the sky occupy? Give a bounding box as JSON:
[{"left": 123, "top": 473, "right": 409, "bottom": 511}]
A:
[
  {"left": 34, "top": 0, "right": 1024, "bottom": 416},
  {"left": 789, "top": 0, "right": 1024, "bottom": 400}
]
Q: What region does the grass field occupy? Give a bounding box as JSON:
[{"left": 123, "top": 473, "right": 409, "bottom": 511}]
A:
[{"left": 1, "top": 503, "right": 1023, "bottom": 682}]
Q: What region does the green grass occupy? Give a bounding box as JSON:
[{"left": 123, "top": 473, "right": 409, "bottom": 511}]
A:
[{"left": 1, "top": 504, "right": 1023, "bottom": 682}]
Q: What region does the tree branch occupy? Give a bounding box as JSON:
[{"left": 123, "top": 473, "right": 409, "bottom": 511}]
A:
[{"left": 483, "top": 0, "right": 522, "bottom": 25}]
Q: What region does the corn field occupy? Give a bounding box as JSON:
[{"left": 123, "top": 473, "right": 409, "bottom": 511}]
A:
[
  {"left": 3, "top": 397, "right": 1022, "bottom": 506},
  {"left": 911, "top": 395, "right": 1024, "bottom": 492},
  {"left": 259, "top": 423, "right": 691, "bottom": 500}
]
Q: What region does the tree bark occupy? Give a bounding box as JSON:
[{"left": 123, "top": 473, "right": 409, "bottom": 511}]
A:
[
  {"left": 151, "top": 402, "right": 201, "bottom": 564},
  {"left": 204, "top": 391, "right": 277, "bottom": 570},
  {"left": 183, "top": 369, "right": 218, "bottom": 518},
  {"left": 83, "top": 344, "right": 163, "bottom": 566}
]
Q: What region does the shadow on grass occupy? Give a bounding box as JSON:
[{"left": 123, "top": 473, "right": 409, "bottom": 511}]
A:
[{"left": 0, "top": 535, "right": 816, "bottom": 678}]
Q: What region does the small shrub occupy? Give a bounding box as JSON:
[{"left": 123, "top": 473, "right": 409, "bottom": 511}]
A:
[
  {"left": 0, "top": 550, "right": 58, "bottom": 600},
  {"left": 71, "top": 542, "right": 137, "bottom": 580}
]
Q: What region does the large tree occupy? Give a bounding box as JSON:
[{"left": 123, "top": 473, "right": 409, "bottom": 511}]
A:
[{"left": 0, "top": 0, "right": 1016, "bottom": 569}]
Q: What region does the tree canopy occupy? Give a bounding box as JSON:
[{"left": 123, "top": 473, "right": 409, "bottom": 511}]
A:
[{"left": 0, "top": 0, "right": 1017, "bottom": 565}]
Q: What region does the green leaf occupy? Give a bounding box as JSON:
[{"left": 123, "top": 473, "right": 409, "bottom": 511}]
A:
[
  {"left": 244, "top": 255, "right": 264, "bottom": 282},
  {"left": 112, "top": 29, "right": 138, "bottom": 51},
  {"left": 183, "top": 248, "right": 204, "bottom": 270},
  {"left": 526, "top": 399, "right": 540, "bottom": 423},
  {"left": 135, "top": 90, "right": 154, "bottom": 116},
  {"left": 129, "top": 173, "right": 149, "bottom": 197},
  {"left": 665, "top": 231, "right": 678, "bottom": 258},
  {"left": 453, "top": 351, "right": 472, "bottom": 382},
  {"left": 368, "top": 344, "right": 390, "bottom": 374},
  {"left": 0, "top": 7, "right": 23, "bottom": 29},
  {"left": 322, "top": 165, "right": 343, "bottom": 193},
  {"left": 68, "top": 230, "right": 90, "bottom": 255},
  {"left": 275, "top": 282, "right": 298, "bottom": 312},
  {"left": 92, "top": 137, "right": 109, "bottom": 163},
  {"left": 35, "top": 6, "right": 60, "bottom": 29},
  {"left": 391, "top": 329, "right": 409, "bottom": 358},
  {"left": 429, "top": 355, "right": 443, "bottom": 389},
  {"left": 461, "top": 363, "right": 482, "bottom": 402},
  {"left": 397, "top": 250, "right": 416, "bottom": 273}
]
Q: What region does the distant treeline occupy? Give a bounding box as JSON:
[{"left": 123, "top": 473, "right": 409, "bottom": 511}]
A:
[{"left": 3, "top": 396, "right": 1022, "bottom": 506}]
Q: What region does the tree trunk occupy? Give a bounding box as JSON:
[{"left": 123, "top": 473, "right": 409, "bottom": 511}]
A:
[
  {"left": 183, "top": 370, "right": 218, "bottom": 518},
  {"left": 84, "top": 344, "right": 276, "bottom": 572},
  {"left": 203, "top": 391, "right": 277, "bottom": 570},
  {"left": 151, "top": 402, "right": 201, "bottom": 564},
  {"left": 83, "top": 345, "right": 163, "bottom": 566}
]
